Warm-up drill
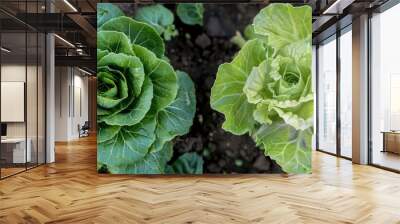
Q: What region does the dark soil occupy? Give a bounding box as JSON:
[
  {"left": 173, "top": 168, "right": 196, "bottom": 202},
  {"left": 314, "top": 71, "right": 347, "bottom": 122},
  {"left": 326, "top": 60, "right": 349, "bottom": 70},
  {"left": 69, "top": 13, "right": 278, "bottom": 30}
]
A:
[
  {"left": 165, "top": 4, "right": 282, "bottom": 174},
  {"left": 120, "top": 3, "right": 283, "bottom": 174}
]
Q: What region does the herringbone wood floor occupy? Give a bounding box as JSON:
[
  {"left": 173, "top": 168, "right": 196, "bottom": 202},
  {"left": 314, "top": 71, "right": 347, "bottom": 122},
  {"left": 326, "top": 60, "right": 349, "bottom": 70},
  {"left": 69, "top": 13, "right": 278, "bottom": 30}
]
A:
[{"left": 1, "top": 136, "right": 400, "bottom": 224}]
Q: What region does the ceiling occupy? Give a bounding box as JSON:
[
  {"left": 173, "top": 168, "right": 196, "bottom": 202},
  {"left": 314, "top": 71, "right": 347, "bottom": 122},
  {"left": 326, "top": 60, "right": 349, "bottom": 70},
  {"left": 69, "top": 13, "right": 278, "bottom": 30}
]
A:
[{"left": 0, "top": 0, "right": 393, "bottom": 71}]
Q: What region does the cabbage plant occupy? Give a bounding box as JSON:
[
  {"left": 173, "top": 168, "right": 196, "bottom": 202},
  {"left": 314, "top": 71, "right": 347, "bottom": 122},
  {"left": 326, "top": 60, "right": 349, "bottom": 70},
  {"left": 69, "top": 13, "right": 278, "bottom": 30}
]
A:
[
  {"left": 97, "top": 5, "right": 199, "bottom": 174},
  {"left": 134, "top": 4, "right": 178, "bottom": 41},
  {"left": 176, "top": 3, "right": 204, "bottom": 26},
  {"left": 210, "top": 4, "right": 313, "bottom": 173}
]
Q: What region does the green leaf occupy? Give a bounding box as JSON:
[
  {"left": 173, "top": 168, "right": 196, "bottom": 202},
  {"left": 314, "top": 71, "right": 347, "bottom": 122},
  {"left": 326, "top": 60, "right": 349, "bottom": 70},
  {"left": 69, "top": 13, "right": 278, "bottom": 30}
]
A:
[
  {"left": 176, "top": 3, "right": 204, "bottom": 26},
  {"left": 101, "top": 76, "right": 153, "bottom": 126},
  {"left": 97, "top": 3, "right": 124, "bottom": 28},
  {"left": 133, "top": 44, "right": 178, "bottom": 112},
  {"left": 98, "top": 124, "right": 120, "bottom": 144},
  {"left": 242, "top": 54, "right": 313, "bottom": 129},
  {"left": 98, "top": 116, "right": 157, "bottom": 173},
  {"left": 97, "top": 71, "right": 128, "bottom": 109},
  {"left": 166, "top": 152, "right": 204, "bottom": 174},
  {"left": 97, "top": 49, "right": 108, "bottom": 61},
  {"left": 97, "top": 31, "right": 133, "bottom": 55},
  {"left": 255, "top": 121, "right": 312, "bottom": 174},
  {"left": 153, "top": 71, "right": 196, "bottom": 151},
  {"left": 97, "top": 52, "right": 149, "bottom": 125},
  {"left": 253, "top": 3, "right": 312, "bottom": 53},
  {"left": 244, "top": 24, "right": 266, "bottom": 41},
  {"left": 134, "top": 4, "right": 178, "bottom": 41},
  {"left": 101, "top": 16, "right": 165, "bottom": 58},
  {"left": 210, "top": 39, "right": 266, "bottom": 135},
  {"left": 109, "top": 142, "right": 174, "bottom": 174},
  {"left": 98, "top": 52, "right": 145, "bottom": 98}
]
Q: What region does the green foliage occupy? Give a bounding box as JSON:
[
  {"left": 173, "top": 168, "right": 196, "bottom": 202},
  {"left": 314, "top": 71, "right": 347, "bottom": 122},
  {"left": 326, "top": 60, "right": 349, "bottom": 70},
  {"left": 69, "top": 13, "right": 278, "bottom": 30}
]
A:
[
  {"left": 210, "top": 3, "right": 313, "bottom": 174},
  {"left": 176, "top": 3, "right": 204, "bottom": 26},
  {"left": 97, "top": 3, "right": 124, "bottom": 28},
  {"left": 97, "top": 4, "right": 198, "bottom": 174},
  {"left": 134, "top": 4, "right": 178, "bottom": 41},
  {"left": 166, "top": 152, "right": 204, "bottom": 174}
]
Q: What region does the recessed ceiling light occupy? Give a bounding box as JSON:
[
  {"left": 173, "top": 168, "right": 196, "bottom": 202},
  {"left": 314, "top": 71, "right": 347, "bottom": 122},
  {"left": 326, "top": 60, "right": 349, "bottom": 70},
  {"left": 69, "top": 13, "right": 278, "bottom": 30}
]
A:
[
  {"left": 63, "top": 0, "right": 78, "bottom": 12},
  {"left": 78, "top": 67, "right": 92, "bottom": 76},
  {"left": 54, "top": 34, "right": 75, "bottom": 48},
  {"left": 1, "top": 47, "right": 11, "bottom": 53},
  {"left": 322, "top": 0, "right": 354, "bottom": 15}
]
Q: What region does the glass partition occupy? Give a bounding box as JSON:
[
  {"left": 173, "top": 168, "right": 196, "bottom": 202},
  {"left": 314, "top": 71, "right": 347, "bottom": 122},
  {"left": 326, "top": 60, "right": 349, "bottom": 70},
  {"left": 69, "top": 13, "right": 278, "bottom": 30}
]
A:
[
  {"left": 317, "top": 36, "right": 337, "bottom": 155},
  {"left": 0, "top": 1, "right": 46, "bottom": 179},
  {"left": 1, "top": 30, "right": 28, "bottom": 177},
  {"left": 370, "top": 4, "right": 400, "bottom": 171}
]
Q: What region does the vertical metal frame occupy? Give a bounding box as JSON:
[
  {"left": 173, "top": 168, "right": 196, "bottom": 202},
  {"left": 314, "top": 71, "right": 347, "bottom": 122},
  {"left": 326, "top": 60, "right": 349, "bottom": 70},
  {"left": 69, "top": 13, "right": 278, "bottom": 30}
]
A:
[
  {"left": 367, "top": 11, "right": 373, "bottom": 165},
  {"left": 25, "top": 0, "right": 28, "bottom": 172},
  {"left": 315, "top": 45, "right": 320, "bottom": 151},
  {"left": 336, "top": 27, "right": 341, "bottom": 157}
]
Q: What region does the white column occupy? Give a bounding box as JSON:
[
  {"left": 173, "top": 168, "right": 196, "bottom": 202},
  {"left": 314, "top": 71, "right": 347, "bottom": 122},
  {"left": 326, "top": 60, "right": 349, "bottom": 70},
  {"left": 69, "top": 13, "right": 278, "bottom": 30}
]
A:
[
  {"left": 352, "top": 14, "right": 369, "bottom": 164},
  {"left": 46, "top": 32, "right": 55, "bottom": 163}
]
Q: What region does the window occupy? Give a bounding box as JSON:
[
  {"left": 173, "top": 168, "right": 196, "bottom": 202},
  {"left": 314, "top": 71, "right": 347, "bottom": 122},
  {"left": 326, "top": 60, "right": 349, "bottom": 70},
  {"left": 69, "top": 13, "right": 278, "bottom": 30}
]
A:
[
  {"left": 370, "top": 3, "right": 400, "bottom": 171},
  {"left": 318, "top": 36, "right": 337, "bottom": 154},
  {"left": 340, "top": 28, "right": 352, "bottom": 158}
]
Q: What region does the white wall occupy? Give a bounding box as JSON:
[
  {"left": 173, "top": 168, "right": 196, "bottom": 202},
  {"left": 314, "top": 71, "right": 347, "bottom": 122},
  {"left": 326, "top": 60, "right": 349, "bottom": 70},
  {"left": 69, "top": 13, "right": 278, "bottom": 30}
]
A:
[{"left": 54, "top": 66, "right": 89, "bottom": 141}]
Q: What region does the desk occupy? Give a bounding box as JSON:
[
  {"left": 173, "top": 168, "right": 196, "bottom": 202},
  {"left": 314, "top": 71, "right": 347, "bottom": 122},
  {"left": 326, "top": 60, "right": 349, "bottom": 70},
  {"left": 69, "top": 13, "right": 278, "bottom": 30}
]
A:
[
  {"left": 1, "top": 138, "right": 31, "bottom": 163},
  {"left": 382, "top": 131, "right": 400, "bottom": 154}
]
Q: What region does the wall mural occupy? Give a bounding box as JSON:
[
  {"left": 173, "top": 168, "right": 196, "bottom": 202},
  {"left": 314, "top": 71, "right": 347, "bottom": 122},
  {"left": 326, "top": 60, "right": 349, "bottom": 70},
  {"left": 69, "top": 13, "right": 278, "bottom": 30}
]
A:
[{"left": 97, "top": 3, "right": 313, "bottom": 174}]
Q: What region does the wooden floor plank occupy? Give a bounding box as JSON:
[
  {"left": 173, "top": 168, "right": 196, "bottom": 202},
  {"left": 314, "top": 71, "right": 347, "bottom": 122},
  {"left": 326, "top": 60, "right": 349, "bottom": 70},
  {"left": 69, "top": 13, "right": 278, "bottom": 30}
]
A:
[{"left": 0, "top": 136, "right": 400, "bottom": 223}]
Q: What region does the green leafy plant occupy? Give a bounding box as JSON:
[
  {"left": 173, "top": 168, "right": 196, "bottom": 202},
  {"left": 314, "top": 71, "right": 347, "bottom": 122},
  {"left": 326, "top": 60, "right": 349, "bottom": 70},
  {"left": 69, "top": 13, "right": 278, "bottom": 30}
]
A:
[
  {"left": 166, "top": 152, "right": 204, "bottom": 174},
  {"left": 97, "top": 3, "right": 124, "bottom": 27},
  {"left": 210, "top": 3, "right": 313, "bottom": 174},
  {"left": 134, "top": 4, "right": 178, "bottom": 41},
  {"left": 97, "top": 4, "right": 202, "bottom": 174},
  {"left": 176, "top": 3, "right": 204, "bottom": 26}
]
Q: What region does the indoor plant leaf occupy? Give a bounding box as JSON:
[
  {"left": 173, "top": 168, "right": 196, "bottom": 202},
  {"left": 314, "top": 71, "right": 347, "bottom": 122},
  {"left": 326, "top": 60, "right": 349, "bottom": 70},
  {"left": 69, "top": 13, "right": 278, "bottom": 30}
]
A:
[
  {"left": 100, "top": 76, "right": 153, "bottom": 126},
  {"left": 98, "top": 116, "right": 157, "bottom": 172},
  {"left": 97, "top": 3, "right": 124, "bottom": 28},
  {"left": 109, "top": 142, "right": 174, "bottom": 174},
  {"left": 152, "top": 71, "right": 196, "bottom": 151},
  {"left": 176, "top": 3, "right": 204, "bottom": 26},
  {"left": 253, "top": 3, "right": 312, "bottom": 54},
  {"left": 166, "top": 152, "right": 204, "bottom": 174},
  {"left": 133, "top": 44, "right": 178, "bottom": 112},
  {"left": 100, "top": 16, "right": 165, "bottom": 58},
  {"left": 254, "top": 122, "right": 312, "bottom": 174},
  {"left": 134, "top": 4, "right": 178, "bottom": 41},
  {"left": 97, "top": 31, "right": 133, "bottom": 55},
  {"left": 210, "top": 39, "right": 266, "bottom": 135},
  {"left": 97, "top": 124, "right": 120, "bottom": 144}
]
